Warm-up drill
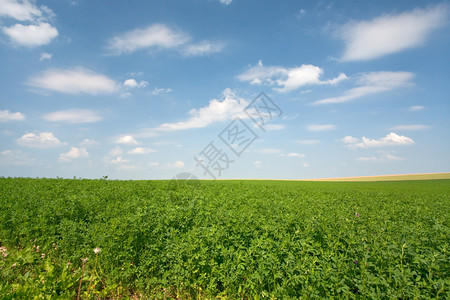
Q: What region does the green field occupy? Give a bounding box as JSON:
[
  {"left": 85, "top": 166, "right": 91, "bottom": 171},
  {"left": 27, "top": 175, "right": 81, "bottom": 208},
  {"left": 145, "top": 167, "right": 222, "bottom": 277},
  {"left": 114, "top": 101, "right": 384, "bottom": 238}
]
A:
[
  {"left": 307, "top": 172, "right": 450, "bottom": 182},
  {"left": 0, "top": 178, "right": 449, "bottom": 298}
]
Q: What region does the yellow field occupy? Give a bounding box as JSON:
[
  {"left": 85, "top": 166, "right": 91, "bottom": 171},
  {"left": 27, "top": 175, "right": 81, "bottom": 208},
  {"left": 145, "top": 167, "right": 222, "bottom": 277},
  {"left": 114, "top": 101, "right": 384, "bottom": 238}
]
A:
[{"left": 306, "top": 172, "right": 450, "bottom": 182}]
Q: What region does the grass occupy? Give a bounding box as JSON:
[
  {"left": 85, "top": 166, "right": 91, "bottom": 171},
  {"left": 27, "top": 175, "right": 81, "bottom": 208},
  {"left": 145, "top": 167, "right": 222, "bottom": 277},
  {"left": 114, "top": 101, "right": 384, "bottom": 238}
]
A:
[{"left": 0, "top": 177, "right": 449, "bottom": 298}]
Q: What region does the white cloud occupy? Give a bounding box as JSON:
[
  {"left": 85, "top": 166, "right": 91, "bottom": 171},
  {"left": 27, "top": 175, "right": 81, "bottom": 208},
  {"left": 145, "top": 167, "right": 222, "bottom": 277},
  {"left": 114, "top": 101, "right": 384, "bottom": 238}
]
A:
[
  {"left": 237, "top": 60, "right": 347, "bottom": 93},
  {"left": 0, "top": 0, "right": 57, "bottom": 48},
  {"left": 220, "top": 0, "right": 232, "bottom": 5},
  {"left": 39, "top": 52, "right": 52, "bottom": 61},
  {"left": 117, "top": 164, "right": 139, "bottom": 170},
  {"left": 182, "top": 40, "right": 226, "bottom": 56},
  {"left": 312, "top": 71, "right": 414, "bottom": 105},
  {"left": 279, "top": 152, "right": 305, "bottom": 158},
  {"left": 106, "top": 23, "right": 226, "bottom": 57},
  {"left": 409, "top": 105, "right": 425, "bottom": 111},
  {"left": 0, "top": 109, "right": 25, "bottom": 122},
  {"left": 356, "top": 156, "right": 378, "bottom": 162},
  {"left": 28, "top": 68, "right": 118, "bottom": 95},
  {"left": 105, "top": 156, "right": 129, "bottom": 164},
  {"left": 264, "top": 124, "right": 285, "bottom": 131},
  {"left": 128, "top": 147, "right": 156, "bottom": 154},
  {"left": 79, "top": 139, "right": 98, "bottom": 147},
  {"left": 0, "top": 0, "right": 42, "bottom": 21},
  {"left": 258, "top": 148, "right": 283, "bottom": 154},
  {"left": 59, "top": 147, "right": 89, "bottom": 162},
  {"left": 338, "top": 5, "right": 448, "bottom": 61},
  {"left": 106, "top": 24, "right": 189, "bottom": 55},
  {"left": 341, "top": 136, "right": 359, "bottom": 144},
  {"left": 253, "top": 160, "right": 262, "bottom": 167},
  {"left": 286, "top": 152, "right": 305, "bottom": 158},
  {"left": 342, "top": 132, "right": 414, "bottom": 149},
  {"left": 168, "top": 160, "right": 184, "bottom": 169},
  {"left": 108, "top": 146, "right": 123, "bottom": 156},
  {"left": 123, "top": 79, "right": 148, "bottom": 88},
  {"left": 152, "top": 87, "right": 173, "bottom": 95},
  {"left": 43, "top": 109, "right": 102, "bottom": 123},
  {"left": 390, "top": 124, "right": 431, "bottom": 131},
  {"left": 16, "top": 132, "right": 65, "bottom": 148},
  {"left": 120, "top": 92, "right": 132, "bottom": 98},
  {"left": 123, "top": 79, "right": 138, "bottom": 88},
  {"left": 306, "top": 124, "right": 336, "bottom": 132},
  {"left": 2, "top": 22, "right": 58, "bottom": 47},
  {"left": 0, "top": 149, "right": 35, "bottom": 166},
  {"left": 276, "top": 66, "right": 347, "bottom": 93},
  {"left": 156, "top": 88, "right": 248, "bottom": 131},
  {"left": 115, "top": 135, "right": 139, "bottom": 145},
  {"left": 295, "top": 139, "right": 320, "bottom": 145},
  {"left": 357, "top": 151, "right": 405, "bottom": 162}
]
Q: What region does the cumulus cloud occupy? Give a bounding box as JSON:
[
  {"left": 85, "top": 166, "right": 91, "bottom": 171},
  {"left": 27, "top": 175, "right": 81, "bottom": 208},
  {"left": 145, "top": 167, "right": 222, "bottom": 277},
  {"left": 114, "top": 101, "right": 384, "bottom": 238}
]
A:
[
  {"left": 0, "top": 109, "right": 25, "bottom": 122},
  {"left": 312, "top": 71, "right": 414, "bottom": 105},
  {"left": 59, "top": 147, "right": 89, "bottom": 162},
  {"left": 0, "top": 1, "right": 58, "bottom": 47},
  {"left": 337, "top": 5, "right": 448, "bottom": 61},
  {"left": 115, "top": 135, "right": 139, "bottom": 145},
  {"left": 220, "top": 0, "right": 232, "bottom": 5},
  {"left": 123, "top": 79, "right": 149, "bottom": 88},
  {"left": 390, "top": 124, "right": 431, "bottom": 131},
  {"left": 155, "top": 88, "right": 248, "bottom": 131},
  {"left": 43, "top": 109, "right": 102, "bottom": 123},
  {"left": 27, "top": 68, "right": 118, "bottom": 95},
  {"left": 128, "top": 147, "right": 156, "bottom": 154},
  {"left": 16, "top": 132, "right": 65, "bottom": 148},
  {"left": 0, "top": 0, "right": 43, "bottom": 21},
  {"left": 182, "top": 40, "right": 226, "bottom": 56},
  {"left": 237, "top": 60, "right": 347, "bottom": 93},
  {"left": 306, "top": 124, "right": 336, "bottom": 132},
  {"left": 106, "top": 24, "right": 189, "bottom": 55},
  {"left": 342, "top": 132, "right": 414, "bottom": 149},
  {"left": 2, "top": 22, "right": 58, "bottom": 47}
]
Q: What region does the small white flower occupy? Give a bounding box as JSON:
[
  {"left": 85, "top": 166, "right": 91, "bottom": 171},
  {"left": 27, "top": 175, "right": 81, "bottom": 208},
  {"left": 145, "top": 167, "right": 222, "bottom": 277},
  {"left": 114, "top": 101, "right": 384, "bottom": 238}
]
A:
[{"left": 93, "top": 247, "right": 101, "bottom": 254}]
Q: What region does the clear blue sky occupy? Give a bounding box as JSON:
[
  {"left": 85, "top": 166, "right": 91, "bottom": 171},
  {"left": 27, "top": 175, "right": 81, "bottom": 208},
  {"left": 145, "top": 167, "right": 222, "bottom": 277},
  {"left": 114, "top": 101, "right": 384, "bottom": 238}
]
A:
[{"left": 1, "top": 0, "right": 449, "bottom": 179}]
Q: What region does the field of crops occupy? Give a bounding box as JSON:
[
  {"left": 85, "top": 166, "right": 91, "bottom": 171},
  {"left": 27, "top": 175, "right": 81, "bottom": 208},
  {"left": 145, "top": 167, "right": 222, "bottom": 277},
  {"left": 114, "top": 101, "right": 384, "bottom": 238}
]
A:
[{"left": 0, "top": 178, "right": 449, "bottom": 299}]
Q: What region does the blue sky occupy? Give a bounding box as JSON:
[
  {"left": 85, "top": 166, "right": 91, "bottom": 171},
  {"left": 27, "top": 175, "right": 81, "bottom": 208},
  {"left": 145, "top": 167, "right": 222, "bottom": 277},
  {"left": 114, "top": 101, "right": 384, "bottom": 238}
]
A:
[{"left": 0, "top": 0, "right": 449, "bottom": 180}]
